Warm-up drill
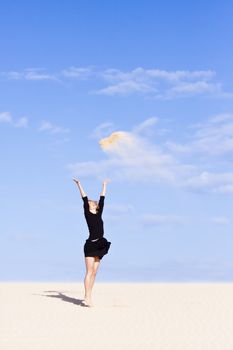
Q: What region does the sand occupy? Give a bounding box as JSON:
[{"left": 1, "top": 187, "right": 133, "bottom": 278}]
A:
[{"left": 1, "top": 282, "right": 233, "bottom": 350}]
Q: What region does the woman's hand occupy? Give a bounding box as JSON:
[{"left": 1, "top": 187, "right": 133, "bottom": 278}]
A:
[
  {"left": 73, "top": 179, "right": 87, "bottom": 197},
  {"left": 73, "top": 178, "right": 80, "bottom": 185},
  {"left": 103, "top": 178, "right": 111, "bottom": 185},
  {"left": 100, "top": 179, "right": 111, "bottom": 196}
]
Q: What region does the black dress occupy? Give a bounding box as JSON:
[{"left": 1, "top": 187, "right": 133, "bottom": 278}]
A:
[{"left": 82, "top": 195, "right": 111, "bottom": 260}]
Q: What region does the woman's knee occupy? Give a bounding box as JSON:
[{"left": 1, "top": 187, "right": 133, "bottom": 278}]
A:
[
  {"left": 92, "top": 269, "right": 98, "bottom": 277},
  {"left": 85, "top": 256, "right": 99, "bottom": 277},
  {"left": 86, "top": 269, "right": 94, "bottom": 277}
]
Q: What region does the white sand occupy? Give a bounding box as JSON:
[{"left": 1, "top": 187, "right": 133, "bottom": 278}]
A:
[{"left": 1, "top": 282, "right": 233, "bottom": 350}]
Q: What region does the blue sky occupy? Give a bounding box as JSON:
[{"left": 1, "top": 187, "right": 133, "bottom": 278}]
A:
[{"left": 1, "top": 0, "right": 233, "bottom": 282}]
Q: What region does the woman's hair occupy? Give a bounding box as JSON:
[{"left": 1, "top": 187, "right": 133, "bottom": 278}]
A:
[{"left": 88, "top": 200, "right": 99, "bottom": 211}]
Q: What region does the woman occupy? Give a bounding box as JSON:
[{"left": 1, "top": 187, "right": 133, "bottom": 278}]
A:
[{"left": 73, "top": 178, "right": 111, "bottom": 307}]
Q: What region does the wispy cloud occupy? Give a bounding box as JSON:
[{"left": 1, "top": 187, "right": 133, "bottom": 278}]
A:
[
  {"left": 0, "top": 111, "right": 70, "bottom": 135},
  {"left": 104, "top": 202, "right": 135, "bottom": 222},
  {"left": 157, "top": 81, "right": 224, "bottom": 99},
  {"left": 14, "top": 117, "right": 28, "bottom": 128},
  {"left": 211, "top": 216, "right": 231, "bottom": 225},
  {"left": 6, "top": 232, "right": 43, "bottom": 242},
  {"left": 98, "top": 67, "right": 215, "bottom": 82},
  {"left": 90, "top": 122, "right": 115, "bottom": 139},
  {"left": 182, "top": 171, "right": 233, "bottom": 194},
  {"left": 0, "top": 111, "right": 28, "bottom": 128},
  {"left": 107, "top": 202, "right": 135, "bottom": 213},
  {"left": 93, "top": 80, "right": 156, "bottom": 96},
  {"left": 68, "top": 158, "right": 120, "bottom": 179},
  {"left": 93, "top": 67, "right": 232, "bottom": 99},
  {"left": 2, "top": 68, "right": 57, "bottom": 81},
  {"left": 68, "top": 114, "right": 233, "bottom": 195},
  {"left": 0, "top": 111, "right": 12, "bottom": 124},
  {"left": 61, "top": 66, "right": 93, "bottom": 79},
  {"left": 38, "top": 120, "right": 70, "bottom": 134},
  {"left": 68, "top": 117, "right": 194, "bottom": 185},
  {"left": 1, "top": 66, "right": 232, "bottom": 100},
  {"left": 131, "top": 116, "right": 159, "bottom": 135},
  {"left": 166, "top": 113, "right": 233, "bottom": 156},
  {"left": 141, "top": 213, "right": 185, "bottom": 226}
]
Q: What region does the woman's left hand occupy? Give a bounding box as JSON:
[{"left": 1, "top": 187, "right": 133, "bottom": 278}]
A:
[{"left": 103, "top": 178, "right": 111, "bottom": 184}]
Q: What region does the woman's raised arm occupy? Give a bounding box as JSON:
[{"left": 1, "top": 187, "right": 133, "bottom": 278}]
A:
[
  {"left": 100, "top": 179, "right": 111, "bottom": 196},
  {"left": 73, "top": 179, "right": 87, "bottom": 198}
]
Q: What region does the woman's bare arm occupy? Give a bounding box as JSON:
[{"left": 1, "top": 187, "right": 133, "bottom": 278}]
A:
[
  {"left": 73, "top": 179, "right": 87, "bottom": 198},
  {"left": 100, "top": 179, "right": 111, "bottom": 196}
]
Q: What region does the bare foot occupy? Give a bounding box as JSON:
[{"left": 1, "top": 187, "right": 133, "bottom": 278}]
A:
[{"left": 84, "top": 297, "right": 94, "bottom": 307}]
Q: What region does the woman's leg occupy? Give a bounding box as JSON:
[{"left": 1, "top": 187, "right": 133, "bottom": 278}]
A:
[
  {"left": 84, "top": 256, "right": 95, "bottom": 306},
  {"left": 89, "top": 256, "right": 100, "bottom": 293}
]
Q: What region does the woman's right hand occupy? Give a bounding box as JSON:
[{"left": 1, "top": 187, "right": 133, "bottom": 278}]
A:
[{"left": 73, "top": 178, "right": 80, "bottom": 185}]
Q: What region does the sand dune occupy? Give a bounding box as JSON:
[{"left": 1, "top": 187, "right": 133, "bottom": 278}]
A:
[{"left": 1, "top": 282, "right": 233, "bottom": 350}]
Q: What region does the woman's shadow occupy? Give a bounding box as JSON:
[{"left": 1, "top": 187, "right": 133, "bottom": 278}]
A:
[{"left": 41, "top": 291, "right": 90, "bottom": 307}]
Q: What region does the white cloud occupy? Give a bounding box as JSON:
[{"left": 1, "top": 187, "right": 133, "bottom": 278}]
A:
[
  {"left": 99, "top": 67, "right": 215, "bottom": 83},
  {"left": 68, "top": 158, "right": 121, "bottom": 180},
  {"left": 68, "top": 118, "right": 194, "bottom": 185},
  {"left": 132, "top": 117, "right": 158, "bottom": 134},
  {"left": 141, "top": 213, "right": 184, "bottom": 226},
  {"left": 90, "top": 122, "right": 115, "bottom": 139},
  {"left": 103, "top": 202, "right": 135, "bottom": 222},
  {"left": 159, "top": 81, "right": 223, "bottom": 100},
  {"left": 209, "top": 113, "right": 233, "bottom": 123},
  {"left": 211, "top": 216, "right": 230, "bottom": 225},
  {"left": 14, "top": 117, "right": 28, "bottom": 128},
  {"left": 2, "top": 66, "right": 231, "bottom": 99},
  {"left": 2, "top": 68, "right": 57, "bottom": 81},
  {"left": 25, "top": 69, "right": 56, "bottom": 81},
  {"left": 0, "top": 111, "right": 13, "bottom": 124},
  {"left": 0, "top": 111, "right": 28, "bottom": 128},
  {"left": 166, "top": 113, "right": 233, "bottom": 156},
  {"left": 95, "top": 67, "right": 232, "bottom": 99},
  {"left": 4, "top": 71, "right": 22, "bottom": 80},
  {"left": 166, "top": 141, "right": 191, "bottom": 154},
  {"left": 107, "top": 202, "right": 135, "bottom": 214},
  {"left": 93, "top": 80, "right": 155, "bottom": 96},
  {"left": 144, "top": 68, "right": 215, "bottom": 81},
  {"left": 7, "top": 232, "right": 42, "bottom": 242},
  {"left": 68, "top": 115, "right": 233, "bottom": 195},
  {"left": 182, "top": 171, "right": 233, "bottom": 193},
  {"left": 67, "top": 157, "right": 112, "bottom": 181},
  {"left": 62, "top": 67, "right": 93, "bottom": 79},
  {"left": 38, "top": 120, "right": 69, "bottom": 134}
]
